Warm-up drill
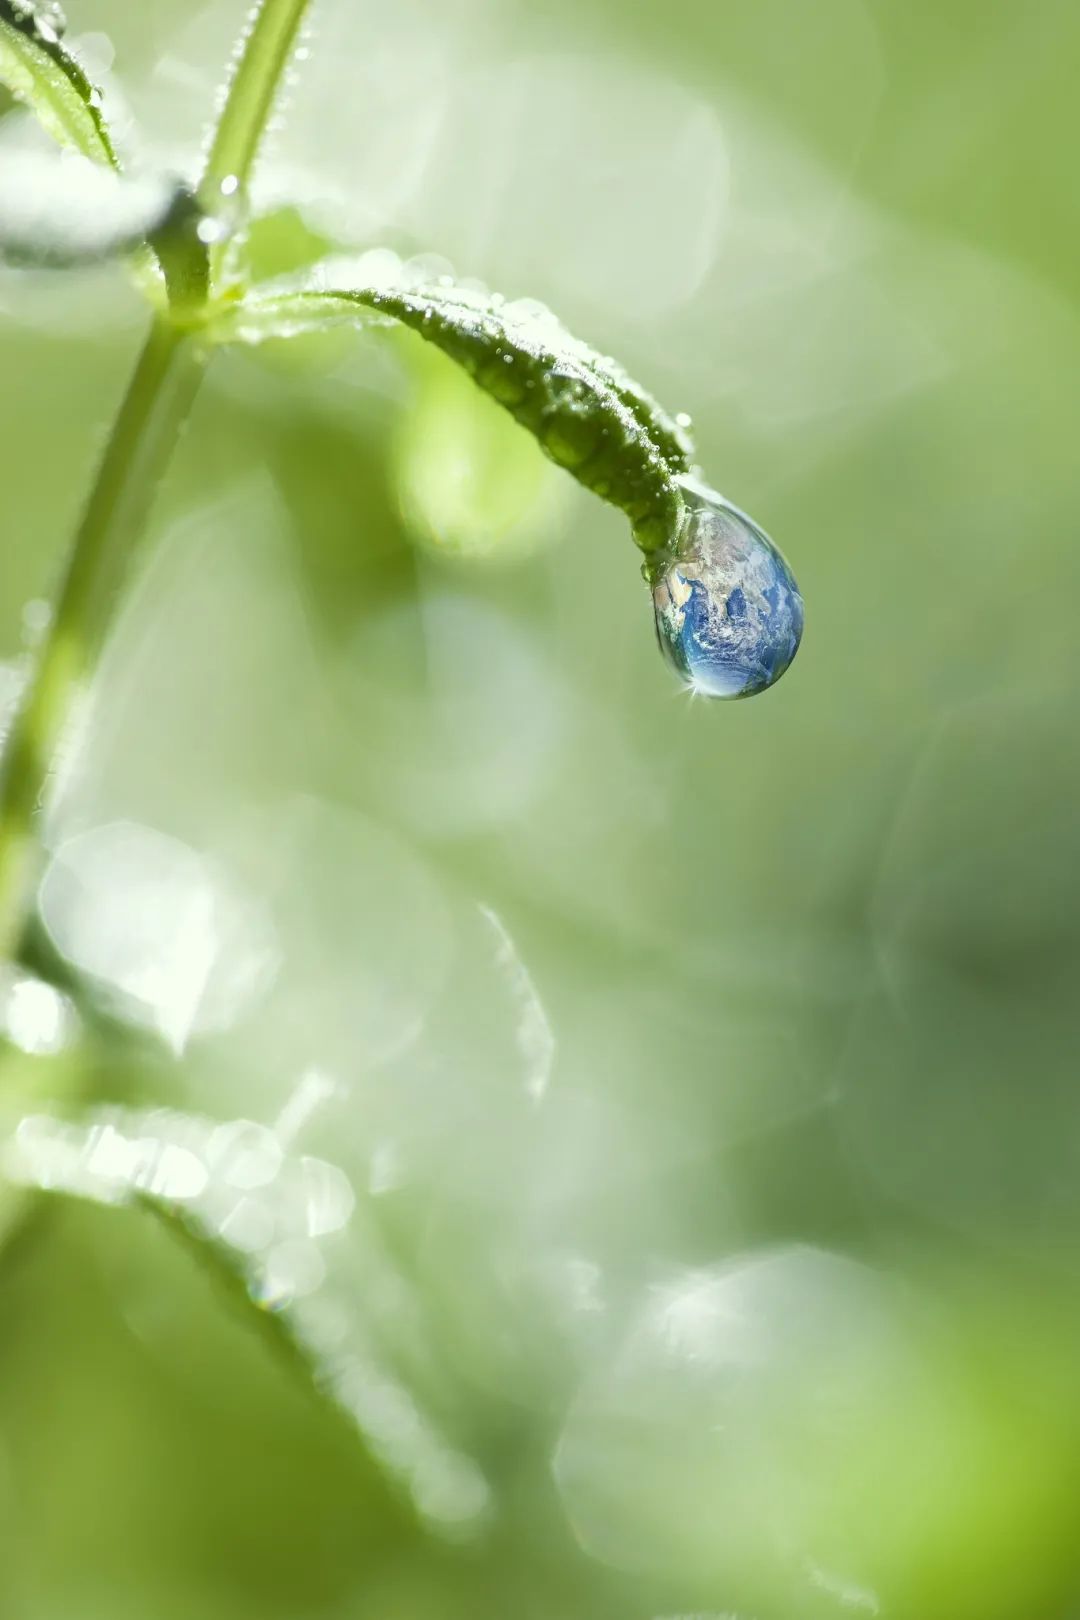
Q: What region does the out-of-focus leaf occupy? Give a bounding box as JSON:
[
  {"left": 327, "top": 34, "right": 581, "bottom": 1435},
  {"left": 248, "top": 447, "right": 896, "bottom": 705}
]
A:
[
  {"left": 208, "top": 258, "right": 695, "bottom": 553},
  {"left": 0, "top": 149, "right": 177, "bottom": 265},
  {"left": 394, "top": 339, "right": 567, "bottom": 560},
  {"left": 0, "top": 0, "right": 118, "bottom": 167},
  {"left": 3, "top": 1103, "right": 493, "bottom": 1535},
  {"left": 243, "top": 206, "right": 335, "bottom": 285}
]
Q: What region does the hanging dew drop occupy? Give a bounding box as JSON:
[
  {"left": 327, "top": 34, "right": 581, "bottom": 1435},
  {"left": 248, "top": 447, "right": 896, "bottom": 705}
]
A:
[
  {"left": 8, "top": 0, "right": 67, "bottom": 42},
  {"left": 652, "top": 475, "right": 803, "bottom": 699}
]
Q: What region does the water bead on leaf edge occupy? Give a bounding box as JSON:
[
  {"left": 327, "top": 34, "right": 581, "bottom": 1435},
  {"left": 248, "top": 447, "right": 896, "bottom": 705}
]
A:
[{"left": 652, "top": 477, "right": 803, "bottom": 700}]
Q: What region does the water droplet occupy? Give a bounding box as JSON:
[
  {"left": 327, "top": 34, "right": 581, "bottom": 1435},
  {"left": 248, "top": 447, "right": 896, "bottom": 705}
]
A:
[
  {"left": 209, "top": 1119, "right": 283, "bottom": 1190},
  {"left": 652, "top": 477, "right": 803, "bottom": 699},
  {"left": 10, "top": 0, "right": 68, "bottom": 40},
  {"left": 219, "top": 174, "right": 240, "bottom": 198},
  {"left": 674, "top": 410, "right": 693, "bottom": 429},
  {"left": 37, "top": 20, "right": 57, "bottom": 43},
  {"left": 257, "top": 1237, "right": 326, "bottom": 1304},
  {"left": 0, "top": 969, "right": 74, "bottom": 1055}
]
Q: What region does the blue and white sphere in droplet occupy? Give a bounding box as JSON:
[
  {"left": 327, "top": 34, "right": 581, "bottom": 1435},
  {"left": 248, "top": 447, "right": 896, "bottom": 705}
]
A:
[{"left": 652, "top": 478, "right": 803, "bottom": 699}]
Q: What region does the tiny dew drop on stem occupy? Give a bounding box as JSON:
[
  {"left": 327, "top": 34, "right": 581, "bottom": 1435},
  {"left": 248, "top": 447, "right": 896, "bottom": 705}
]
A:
[
  {"left": 651, "top": 476, "right": 804, "bottom": 699},
  {"left": 6, "top": 0, "right": 65, "bottom": 43}
]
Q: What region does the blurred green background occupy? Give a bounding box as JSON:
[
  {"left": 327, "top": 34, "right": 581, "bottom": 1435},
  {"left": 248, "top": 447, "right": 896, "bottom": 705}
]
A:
[{"left": 1, "top": 0, "right": 1080, "bottom": 1616}]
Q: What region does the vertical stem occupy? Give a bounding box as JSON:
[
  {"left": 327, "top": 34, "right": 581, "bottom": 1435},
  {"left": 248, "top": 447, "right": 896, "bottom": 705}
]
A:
[
  {"left": 200, "top": 0, "right": 313, "bottom": 202},
  {"left": 0, "top": 320, "right": 206, "bottom": 958},
  {"left": 0, "top": 0, "right": 315, "bottom": 964}
]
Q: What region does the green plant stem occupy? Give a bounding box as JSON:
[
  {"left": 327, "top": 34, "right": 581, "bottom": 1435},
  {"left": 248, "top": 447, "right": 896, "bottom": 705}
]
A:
[
  {"left": 0, "top": 0, "right": 314, "bottom": 964},
  {"left": 200, "top": 0, "right": 312, "bottom": 201},
  {"left": 0, "top": 319, "right": 206, "bottom": 959}
]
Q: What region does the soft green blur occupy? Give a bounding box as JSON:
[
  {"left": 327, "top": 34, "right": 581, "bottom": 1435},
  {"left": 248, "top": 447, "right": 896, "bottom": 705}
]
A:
[{"left": 1, "top": 1, "right": 1079, "bottom": 1617}]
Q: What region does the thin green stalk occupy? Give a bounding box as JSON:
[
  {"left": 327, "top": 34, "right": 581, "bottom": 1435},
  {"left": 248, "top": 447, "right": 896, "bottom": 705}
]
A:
[
  {"left": 0, "top": 319, "right": 205, "bottom": 957},
  {"left": 200, "top": 0, "right": 312, "bottom": 202},
  {"left": 0, "top": 0, "right": 314, "bottom": 962}
]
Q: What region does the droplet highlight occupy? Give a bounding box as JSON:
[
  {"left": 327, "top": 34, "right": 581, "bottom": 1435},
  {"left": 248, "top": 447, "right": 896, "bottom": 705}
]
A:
[{"left": 652, "top": 477, "right": 803, "bottom": 699}]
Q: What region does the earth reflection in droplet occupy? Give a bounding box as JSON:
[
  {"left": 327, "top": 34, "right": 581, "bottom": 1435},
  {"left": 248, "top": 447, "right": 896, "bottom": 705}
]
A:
[{"left": 652, "top": 477, "right": 803, "bottom": 699}]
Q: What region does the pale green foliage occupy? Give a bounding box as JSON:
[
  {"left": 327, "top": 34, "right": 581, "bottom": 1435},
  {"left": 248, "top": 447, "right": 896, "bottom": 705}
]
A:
[
  {"left": 394, "top": 342, "right": 567, "bottom": 559},
  {"left": 0, "top": 150, "right": 175, "bottom": 264},
  {"left": 0, "top": 0, "right": 117, "bottom": 165}
]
